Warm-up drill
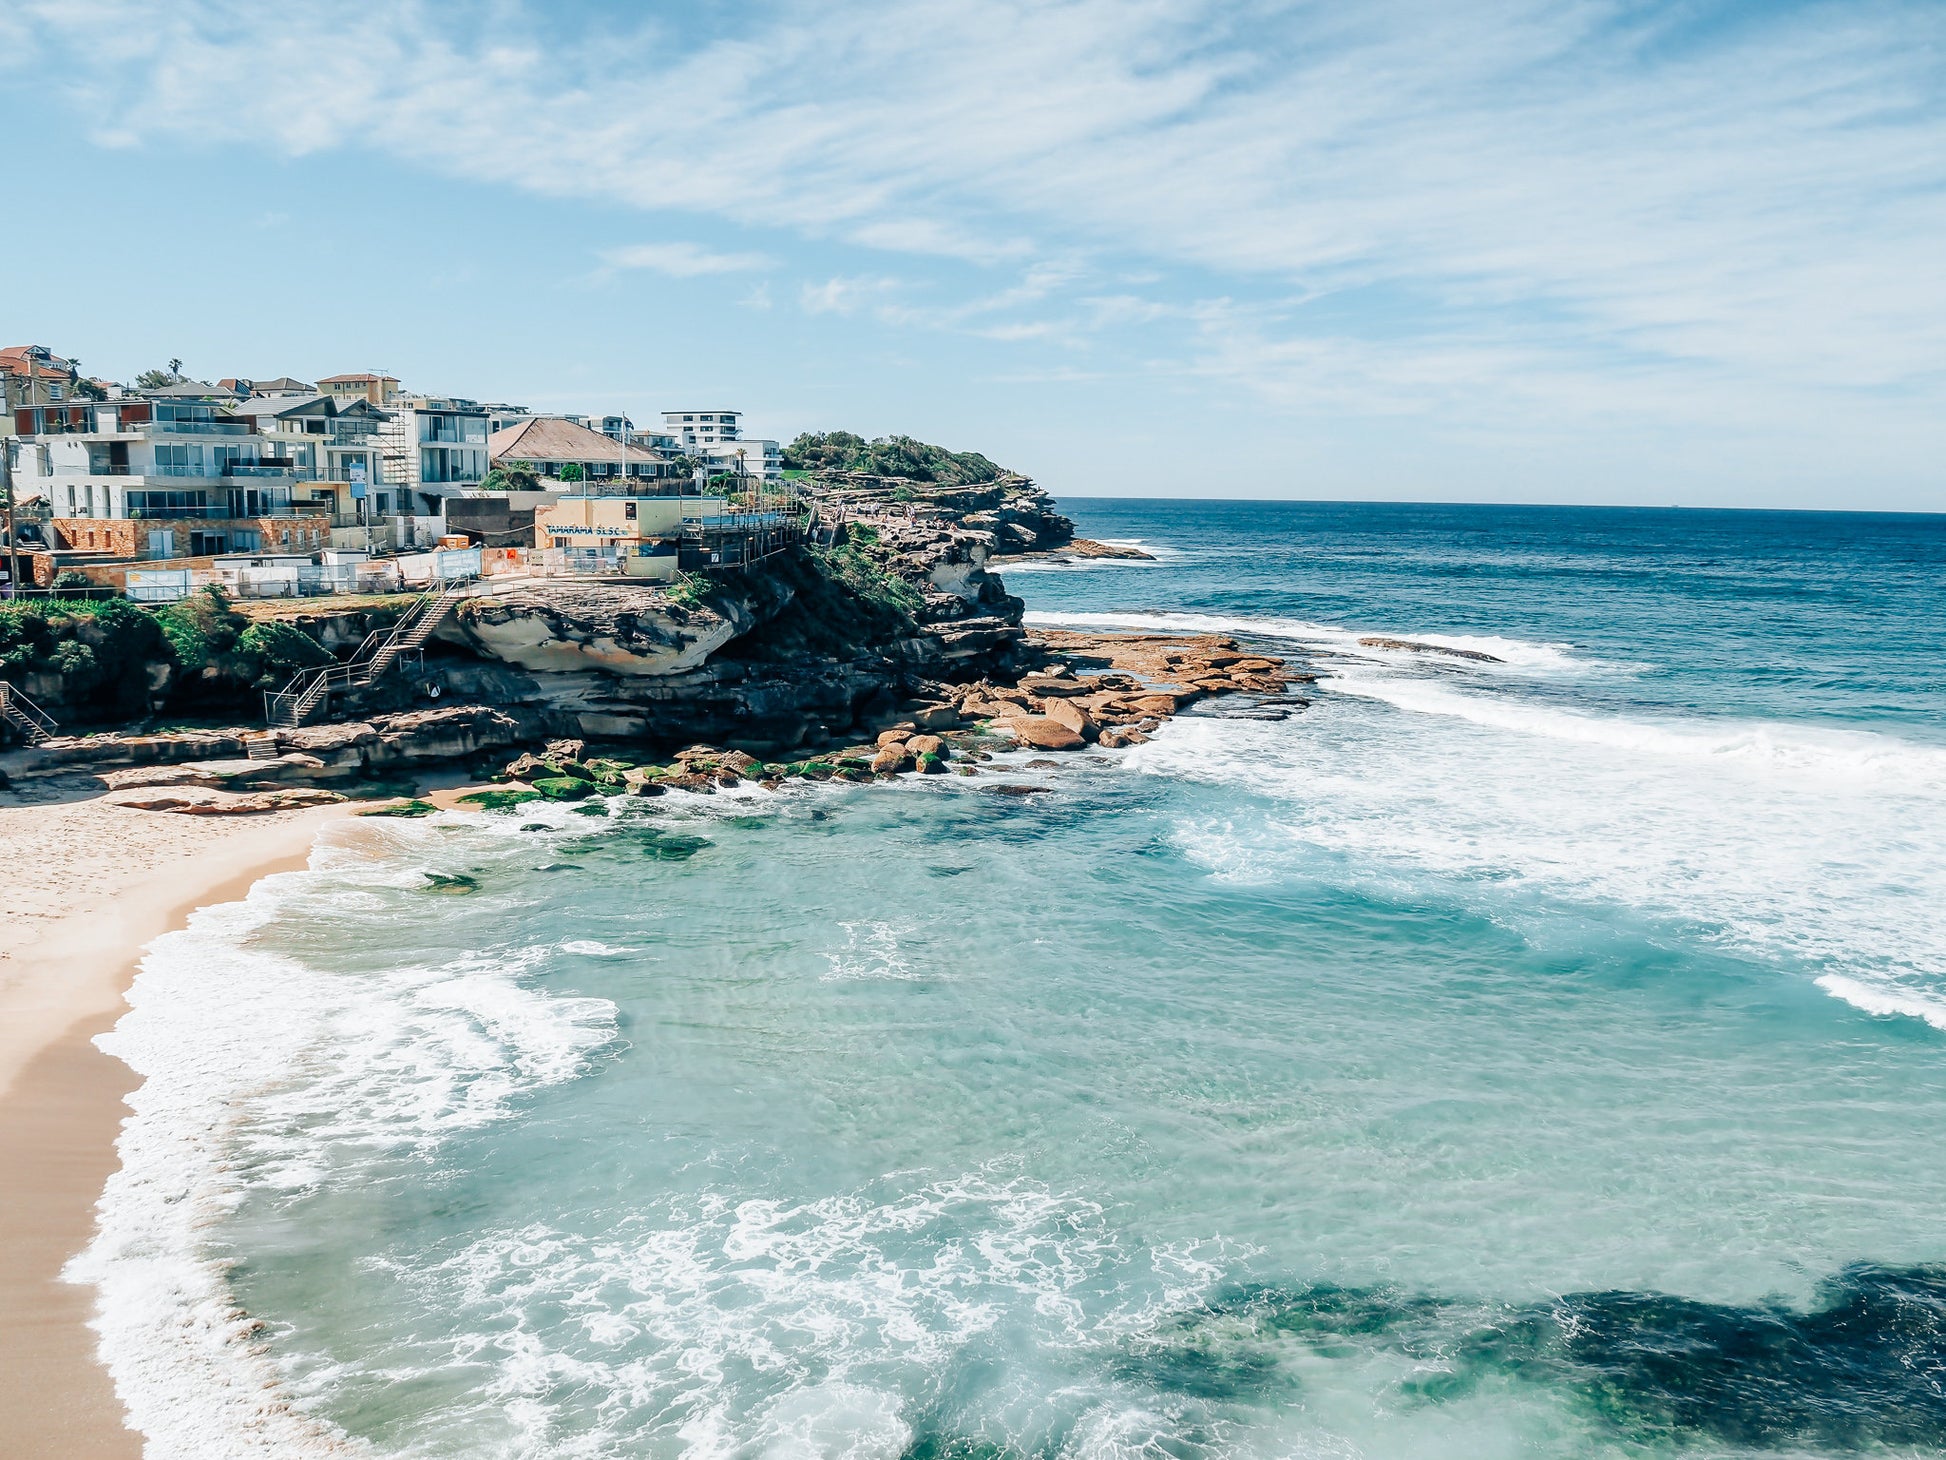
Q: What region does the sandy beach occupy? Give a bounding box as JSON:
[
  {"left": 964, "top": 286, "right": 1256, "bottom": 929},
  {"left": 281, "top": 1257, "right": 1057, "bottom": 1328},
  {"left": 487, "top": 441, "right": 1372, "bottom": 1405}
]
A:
[{"left": 0, "top": 776, "right": 361, "bottom": 1459}]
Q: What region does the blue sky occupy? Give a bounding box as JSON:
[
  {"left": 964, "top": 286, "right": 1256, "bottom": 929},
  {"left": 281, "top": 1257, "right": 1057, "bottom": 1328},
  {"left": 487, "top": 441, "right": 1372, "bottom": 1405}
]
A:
[{"left": 4, "top": 0, "right": 1943, "bottom": 509}]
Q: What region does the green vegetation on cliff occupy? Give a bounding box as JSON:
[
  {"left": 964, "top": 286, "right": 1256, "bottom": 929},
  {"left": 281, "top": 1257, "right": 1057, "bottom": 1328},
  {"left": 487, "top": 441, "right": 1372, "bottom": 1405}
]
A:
[
  {"left": 0, "top": 587, "right": 346, "bottom": 723},
  {"left": 780, "top": 431, "right": 1011, "bottom": 485},
  {"left": 0, "top": 597, "right": 173, "bottom": 715}
]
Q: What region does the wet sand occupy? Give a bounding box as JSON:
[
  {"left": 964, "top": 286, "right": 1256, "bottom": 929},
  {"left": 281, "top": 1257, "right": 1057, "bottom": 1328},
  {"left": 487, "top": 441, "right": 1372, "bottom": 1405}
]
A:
[{"left": 0, "top": 783, "right": 360, "bottom": 1458}]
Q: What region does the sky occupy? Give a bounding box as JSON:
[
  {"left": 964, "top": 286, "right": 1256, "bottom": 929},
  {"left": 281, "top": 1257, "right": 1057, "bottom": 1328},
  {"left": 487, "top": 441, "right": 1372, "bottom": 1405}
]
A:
[{"left": 3, "top": 0, "right": 1943, "bottom": 510}]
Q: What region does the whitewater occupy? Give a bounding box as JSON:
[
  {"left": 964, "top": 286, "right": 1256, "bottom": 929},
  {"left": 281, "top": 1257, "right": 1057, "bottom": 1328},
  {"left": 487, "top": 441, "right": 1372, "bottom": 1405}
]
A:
[{"left": 73, "top": 500, "right": 1946, "bottom": 1458}]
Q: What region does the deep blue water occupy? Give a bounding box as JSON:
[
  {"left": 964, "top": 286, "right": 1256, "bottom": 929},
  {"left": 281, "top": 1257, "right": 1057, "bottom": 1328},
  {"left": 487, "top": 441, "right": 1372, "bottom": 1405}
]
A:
[
  {"left": 82, "top": 500, "right": 1946, "bottom": 1460},
  {"left": 1034, "top": 500, "right": 1946, "bottom": 735}
]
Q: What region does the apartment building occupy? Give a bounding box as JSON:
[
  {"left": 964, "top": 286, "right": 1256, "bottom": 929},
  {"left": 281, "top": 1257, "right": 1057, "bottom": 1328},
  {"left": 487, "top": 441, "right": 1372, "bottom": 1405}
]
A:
[
  {"left": 1, "top": 345, "right": 78, "bottom": 421},
  {"left": 5, "top": 387, "right": 331, "bottom": 583},
  {"left": 318, "top": 372, "right": 402, "bottom": 407},
  {"left": 699, "top": 438, "right": 783, "bottom": 484},
  {"left": 231, "top": 393, "right": 397, "bottom": 516},
  {"left": 661, "top": 408, "right": 742, "bottom": 451},
  {"left": 376, "top": 397, "right": 491, "bottom": 511}
]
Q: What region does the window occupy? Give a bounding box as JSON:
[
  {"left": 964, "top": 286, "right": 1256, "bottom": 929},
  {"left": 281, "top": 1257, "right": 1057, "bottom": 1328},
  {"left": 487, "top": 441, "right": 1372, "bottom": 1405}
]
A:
[
  {"left": 154, "top": 443, "right": 205, "bottom": 477},
  {"left": 128, "top": 490, "right": 208, "bottom": 517},
  {"left": 48, "top": 384, "right": 62, "bottom": 401}
]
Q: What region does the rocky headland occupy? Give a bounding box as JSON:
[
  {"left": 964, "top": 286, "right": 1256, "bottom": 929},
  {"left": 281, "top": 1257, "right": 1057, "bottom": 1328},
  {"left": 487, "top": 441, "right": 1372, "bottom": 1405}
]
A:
[{"left": 0, "top": 468, "right": 1307, "bottom": 809}]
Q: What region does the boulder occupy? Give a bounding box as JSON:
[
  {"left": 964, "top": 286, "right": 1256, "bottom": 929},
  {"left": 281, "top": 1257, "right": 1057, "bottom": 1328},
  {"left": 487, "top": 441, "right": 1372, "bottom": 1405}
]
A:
[
  {"left": 1001, "top": 716, "right": 1084, "bottom": 751},
  {"left": 1042, "top": 698, "right": 1096, "bottom": 738},
  {"left": 871, "top": 744, "right": 911, "bottom": 773},
  {"left": 905, "top": 734, "right": 947, "bottom": 758},
  {"left": 114, "top": 788, "right": 347, "bottom": 815},
  {"left": 504, "top": 751, "right": 553, "bottom": 781},
  {"left": 1357, "top": 636, "right": 1503, "bottom": 664},
  {"left": 1018, "top": 673, "right": 1090, "bottom": 697}
]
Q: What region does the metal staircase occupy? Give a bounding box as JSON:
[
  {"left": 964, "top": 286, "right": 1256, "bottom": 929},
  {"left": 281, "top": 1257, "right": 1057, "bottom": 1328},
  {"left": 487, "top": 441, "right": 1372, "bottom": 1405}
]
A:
[
  {"left": 0, "top": 682, "right": 58, "bottom": 745},
  {"left": 263, "top": 575, "right": 474, "bottom": 728}
]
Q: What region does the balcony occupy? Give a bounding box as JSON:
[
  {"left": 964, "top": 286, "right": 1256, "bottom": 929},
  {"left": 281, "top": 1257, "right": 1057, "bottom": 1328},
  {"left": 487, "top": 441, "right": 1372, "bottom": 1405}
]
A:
[
  {"left": 419, "top": 423, "right": 487, "bottom": 445},
  {"left": 222, "top": 464, "right": 298, "bottom": 479},
  {"left": 146, "top": 420, "right": 250, "bottom": 436}
]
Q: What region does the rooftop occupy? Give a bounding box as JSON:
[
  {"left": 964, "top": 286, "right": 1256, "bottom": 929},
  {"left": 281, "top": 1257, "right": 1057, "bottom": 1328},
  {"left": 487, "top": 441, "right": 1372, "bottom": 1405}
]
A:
[{"left": 490, "top": 416, "right": 670, "bottom": 464}]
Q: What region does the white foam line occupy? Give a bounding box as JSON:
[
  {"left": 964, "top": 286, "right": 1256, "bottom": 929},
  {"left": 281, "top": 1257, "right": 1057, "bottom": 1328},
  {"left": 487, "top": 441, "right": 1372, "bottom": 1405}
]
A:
[
  {"left": 66, "top": 889, "right": 373, "bottom": 1460},
  {"left": 67, "top": 831, "right": 619, "bottom": 1459},
  {"left": 1816, "top": 975, "right": 1946, "bottom": 1032},
  {"left": 1025, "top": 609, "right": 1600, "bottom": 676},
  {"left": 1326, "top": 670, "right": 1946, "bottom": 785}
]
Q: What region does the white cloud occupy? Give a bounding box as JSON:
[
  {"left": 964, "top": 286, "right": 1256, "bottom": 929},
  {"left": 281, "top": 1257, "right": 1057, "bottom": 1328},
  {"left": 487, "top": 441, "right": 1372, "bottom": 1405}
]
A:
[
  {"left": 12, "top": 0, "right": 1946, "bottom": 471},
  {"left": 600, "top": 242, "right": 773, "bottom": 277},
  {"left": 799, "top": 275, "right": 901, "bottom": 316}
]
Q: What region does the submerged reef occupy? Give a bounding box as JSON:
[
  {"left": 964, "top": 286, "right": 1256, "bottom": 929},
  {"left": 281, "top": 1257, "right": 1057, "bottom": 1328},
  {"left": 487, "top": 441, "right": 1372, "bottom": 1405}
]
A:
[{"left": 1133, "top": 1263, "right": 1946, "bottom": 1449}]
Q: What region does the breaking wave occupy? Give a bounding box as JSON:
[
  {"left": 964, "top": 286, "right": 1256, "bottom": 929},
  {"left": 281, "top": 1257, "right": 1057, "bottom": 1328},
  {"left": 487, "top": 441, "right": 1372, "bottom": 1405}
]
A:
[{"left": 67, "top": 828, "right": 618, "bottom": 1460}]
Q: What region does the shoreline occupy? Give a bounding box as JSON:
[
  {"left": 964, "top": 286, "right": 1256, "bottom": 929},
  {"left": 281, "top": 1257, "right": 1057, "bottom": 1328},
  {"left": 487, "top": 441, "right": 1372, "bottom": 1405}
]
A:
[
  {"left": 0, "top": 789, "right": 362, "bottom": 1459},
  {"left": 0, "top": 620, "right": 1289, "bottom": 1456}
]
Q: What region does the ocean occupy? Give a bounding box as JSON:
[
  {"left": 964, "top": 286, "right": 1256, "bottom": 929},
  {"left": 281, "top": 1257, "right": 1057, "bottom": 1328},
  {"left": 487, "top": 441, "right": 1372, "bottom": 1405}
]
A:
[{"left": 77, "top": 500, "right": 1946, "bottom": 1458}]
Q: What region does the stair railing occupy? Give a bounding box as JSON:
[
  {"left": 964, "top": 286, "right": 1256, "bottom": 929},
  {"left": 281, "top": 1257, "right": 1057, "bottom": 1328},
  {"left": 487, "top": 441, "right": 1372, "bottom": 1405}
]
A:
[
  {"left": 0, "top": 682, "right": 59, "bottom": 744},
  {"left": 263, "top": 573, "right": 474, "bottom": 727}
]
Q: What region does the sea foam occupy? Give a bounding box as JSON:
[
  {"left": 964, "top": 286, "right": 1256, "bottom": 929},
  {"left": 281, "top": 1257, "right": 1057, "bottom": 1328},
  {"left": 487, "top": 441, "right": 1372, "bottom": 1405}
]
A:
[
  {"left": 68, "top": 828, "right": 618, "bottom": 1460},
  {"left": 1109, "top": 609, "right": 1946, "bottom": 1032}
]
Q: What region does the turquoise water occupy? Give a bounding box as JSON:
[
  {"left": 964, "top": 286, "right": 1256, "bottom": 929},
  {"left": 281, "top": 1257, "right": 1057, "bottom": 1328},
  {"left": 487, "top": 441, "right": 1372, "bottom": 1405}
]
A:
[{"left": 85, "top": 502, "right": 1946, "bottom": 1458}]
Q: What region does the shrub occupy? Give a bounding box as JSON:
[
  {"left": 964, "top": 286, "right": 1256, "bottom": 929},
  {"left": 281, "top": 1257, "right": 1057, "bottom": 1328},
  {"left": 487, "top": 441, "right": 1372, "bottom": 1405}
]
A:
[
  {"left": 557, "top": 463, "right": 584, "bottom": 483},
  {"left": 154, "top": 586, "right": 247, "bottom": 674},
  {"left": 779, "top": 431, "right": 1009, "bottom": 484},
  {"left": 237, "top": 620, "right": 334, "bottom": 685},
  {"left": 0, "top": 596, "right": 174, "bottom": 712},
  {"left": 819, "top": 545, "right": 924, "bottom": 621},
  {"left": 665, "top": 571, "right": 711, "bottom": 610},
  {"left": 480, "top": 464, "right": 540, "bottom": 494}
]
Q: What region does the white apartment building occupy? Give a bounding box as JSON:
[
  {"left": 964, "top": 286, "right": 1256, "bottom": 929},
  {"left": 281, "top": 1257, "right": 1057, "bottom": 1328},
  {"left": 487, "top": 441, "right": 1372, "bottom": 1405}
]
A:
[
  {"left": 232, "top": 393, "right": 398, "bottom": 516},
  {"left": 700, "top": 438, "right": 783, "bottom": 483},
  {"left": 376, "top": 397, "right": 491, "bottom": 511},
  {"left": 9, "top": 391, "right": 313, "bottom": 520},
  {"left": 662, "top": 409, "right": 741, "bottom": 451}
]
